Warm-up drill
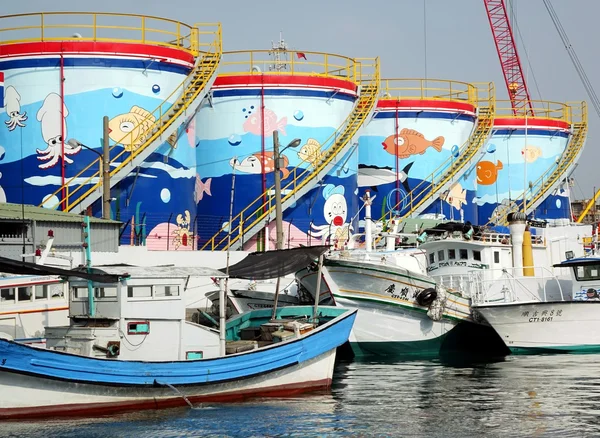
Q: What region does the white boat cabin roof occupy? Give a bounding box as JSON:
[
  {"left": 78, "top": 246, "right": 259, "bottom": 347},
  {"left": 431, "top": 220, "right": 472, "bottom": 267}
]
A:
[{"left": 91, "top": 265, "right": 227, "bottom": 280}]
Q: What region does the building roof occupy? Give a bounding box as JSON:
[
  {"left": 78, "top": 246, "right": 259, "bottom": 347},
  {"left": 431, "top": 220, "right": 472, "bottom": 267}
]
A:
[{"left": 0, "top": 203, "right": 121, "bottom": 225}]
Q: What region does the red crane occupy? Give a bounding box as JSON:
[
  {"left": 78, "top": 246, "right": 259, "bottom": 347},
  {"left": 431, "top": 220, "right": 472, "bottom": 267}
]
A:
[{"left": 484, "top": 0, "right": 535, "bottom": 116}]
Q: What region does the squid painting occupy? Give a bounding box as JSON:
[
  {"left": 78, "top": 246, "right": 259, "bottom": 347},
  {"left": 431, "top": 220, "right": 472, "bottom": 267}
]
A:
[{"left": 4, "top": 86, "right": 28, "bottom": 131}]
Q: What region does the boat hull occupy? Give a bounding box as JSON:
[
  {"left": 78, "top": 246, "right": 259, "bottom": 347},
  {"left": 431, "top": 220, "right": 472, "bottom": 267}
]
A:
[
  {"left": 0, "top": 349, "right": 335, "bottom": 419},
  {"left": 474, "top": 301, "right": 600, "bottom": 354},
  {"left": 297, "top": 260, "right": 472, "bottom": 357},
  {"left": 0, "top": 306, "right": 356, "bottom": 419}
]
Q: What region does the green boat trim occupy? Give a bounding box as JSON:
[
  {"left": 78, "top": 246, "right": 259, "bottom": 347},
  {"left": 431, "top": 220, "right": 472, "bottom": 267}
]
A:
[
  {"left": 350, "top": 334, "right": 448, "bottom": 358},
  {"left": 509, "top": 344, "right": 600, "bottom": 355}
]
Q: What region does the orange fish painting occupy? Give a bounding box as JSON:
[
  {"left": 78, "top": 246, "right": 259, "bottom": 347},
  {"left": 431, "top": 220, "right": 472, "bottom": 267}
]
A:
[
  {"left": 477, "top": 160, "right": 503, "bottom": 185},
  {"left": 382, "top": 128, "right": 444, "bottom": 159},
  {"left": 229, "top": 152, "right": 290, "bottom": 179}
]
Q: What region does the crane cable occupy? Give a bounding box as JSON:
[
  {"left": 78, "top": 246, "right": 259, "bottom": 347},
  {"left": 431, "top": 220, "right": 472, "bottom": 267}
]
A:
[{"left": 543, "top": 0, "right": 600, "bottom": 120}]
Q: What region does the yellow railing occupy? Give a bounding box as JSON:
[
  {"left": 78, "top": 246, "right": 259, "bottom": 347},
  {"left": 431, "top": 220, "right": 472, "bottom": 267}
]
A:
[
  {"left": 379, "top": 78, "right": 478, "bottom": 104},
  {"left": 489, "top": 101, "right": 587, "bottom": 226},
  {"left": 0, "top": 12, "right": 199, "bottom": 54},
  {"left": 218, "top": 50, "right": 360, "bottom": 83},
  {"left": 495, "top": 100, "right": 572, "bottom": 124},
  {"left": 39, "top": 23, "right": 222, "bottom": 211},
  {"left": 379, "top": 82, "right": 495, "bottom": 225},
  {"left": 201, "top": 57, "right": 380, "bottom": 251}
]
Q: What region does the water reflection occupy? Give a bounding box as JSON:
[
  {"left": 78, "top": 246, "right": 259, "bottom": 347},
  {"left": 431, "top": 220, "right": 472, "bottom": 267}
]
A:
[{"left": 4, "top": 355, "right": 600, "bottom": 437}]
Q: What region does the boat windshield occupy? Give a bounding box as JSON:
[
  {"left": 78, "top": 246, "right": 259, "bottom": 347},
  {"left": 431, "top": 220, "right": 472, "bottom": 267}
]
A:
[{"left": 574, "top": 264, "right": 600, "bottom": 281}]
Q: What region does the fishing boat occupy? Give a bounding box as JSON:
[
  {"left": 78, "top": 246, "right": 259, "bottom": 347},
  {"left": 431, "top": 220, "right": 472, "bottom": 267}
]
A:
[
  {"left": 295, "top": 192, "right": 473, "bottom": 357},
  {"left": 471, "top": 254, "right": 600, "bottom": 354},
  {"left": 0, "top": 247, "right": 356, "bottom": 419}
]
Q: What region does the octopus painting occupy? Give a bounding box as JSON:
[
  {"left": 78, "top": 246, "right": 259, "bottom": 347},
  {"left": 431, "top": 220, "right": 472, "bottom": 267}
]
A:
[
  {"left": 4, "top": 86, "right": 28, "bottom": 131},
  {"left": 308, "top": 184, "right": 353, "bottom": 249},
  {"left": 35, "top": 93, "right": 81, "bottom": 170}
]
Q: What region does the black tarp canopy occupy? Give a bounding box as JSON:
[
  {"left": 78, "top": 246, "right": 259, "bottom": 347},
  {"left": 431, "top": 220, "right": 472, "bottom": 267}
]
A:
[
  {"left": 222, "top": 246, "right": 330, "bottom": 280},
  {"left": 0, "top": 256, "right": 122, "bottom": 283}
]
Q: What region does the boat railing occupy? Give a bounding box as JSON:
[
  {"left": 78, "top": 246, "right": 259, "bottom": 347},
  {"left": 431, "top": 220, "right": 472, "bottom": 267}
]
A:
[
  {"left": 420, "top": 230, "right": 545, "bottom": 246},
  {"left": 469, "top": 266, "right": 564, "bottom": 305},
  {"left": 434, "top": 274, "right": 472, "bottom": 296}
]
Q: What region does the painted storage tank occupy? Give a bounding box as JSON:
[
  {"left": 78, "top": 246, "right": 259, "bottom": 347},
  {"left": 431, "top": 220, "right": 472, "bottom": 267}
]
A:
[
  {"left": 357, "top": 79, "right": 482, "bottom": 224},
  {"left": 196, "top": 48, "right": 375, "bottom": 250},
  {"left": 0, "top": 13, "right": 220, "bottom": 248},
  {"left": 476, "top": 101, "right": 576, "bottom": 225}
]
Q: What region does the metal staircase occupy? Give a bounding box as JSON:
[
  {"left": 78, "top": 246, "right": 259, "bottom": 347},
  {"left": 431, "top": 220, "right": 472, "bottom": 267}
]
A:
[
  {"left": 379, "top": 82, "right": 495, "bottom": 226},
  {"left": 201, "top": 57, "right": 380, "bottom": 251},
  {"left": 40, "top": 23, "right": 223, "bottom": 214},
  {"left": 488, "top": 101, "right": 588, "bottom": 226}
]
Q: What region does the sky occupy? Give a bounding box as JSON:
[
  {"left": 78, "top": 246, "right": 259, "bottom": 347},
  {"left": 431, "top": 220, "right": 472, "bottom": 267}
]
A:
[{"left": 6, "top": 0, "right": 600, "bottom": 199}]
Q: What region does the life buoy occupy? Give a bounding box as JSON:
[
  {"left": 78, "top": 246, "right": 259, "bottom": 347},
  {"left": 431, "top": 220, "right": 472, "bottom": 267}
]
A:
[{"left": 415, "top": 288, "right": 437, "bottom": 307}]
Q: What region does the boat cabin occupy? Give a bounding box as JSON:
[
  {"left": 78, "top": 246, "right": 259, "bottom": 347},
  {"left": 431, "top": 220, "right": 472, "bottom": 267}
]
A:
[
  {"left": 46, "top": 266, "right": 225, "bottom": 362},
  {"left": 554, "top": 257, "right": 600, "bottom": 301}
]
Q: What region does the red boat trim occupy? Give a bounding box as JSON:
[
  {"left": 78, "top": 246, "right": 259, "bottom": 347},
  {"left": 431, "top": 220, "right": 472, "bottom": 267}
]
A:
[
  {"left": 214, "top": 75, "right": 358, "bottom": 93},
  {"left": 0, "top": 306, "right": 68, "bottom": 316},
  {"left": 0, "top": 378, "right": 332, "bottom": 420},
  {"left": 377, "top": 99, "right": 476, "bottom": 114}
]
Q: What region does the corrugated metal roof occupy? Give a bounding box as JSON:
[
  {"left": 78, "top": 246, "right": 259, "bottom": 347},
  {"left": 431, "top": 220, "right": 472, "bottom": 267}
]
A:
[{"left": 0, "top": 203, "right": 121, "bottom": 224}]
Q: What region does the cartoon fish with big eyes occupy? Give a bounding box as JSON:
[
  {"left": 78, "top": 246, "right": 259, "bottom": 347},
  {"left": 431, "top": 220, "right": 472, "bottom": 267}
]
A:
[
  {"left": 297, "top": 138, "right": 324, "bottom": 167},
  {"left": 108, "top": 105, "right": 156, "bottom": 152}
]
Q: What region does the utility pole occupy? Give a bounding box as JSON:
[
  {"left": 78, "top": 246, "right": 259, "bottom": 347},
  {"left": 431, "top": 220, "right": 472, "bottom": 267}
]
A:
[
  {"left": 273, "top": 130, "right": 284, "bottom": 250},
  {"left": 102, "top": 116, "right": 111, "bottom": 220}
]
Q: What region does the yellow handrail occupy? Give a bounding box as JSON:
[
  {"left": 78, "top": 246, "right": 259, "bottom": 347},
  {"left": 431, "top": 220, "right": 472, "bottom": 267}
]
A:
[
  {"left": 218, "top": 50, "right": 360, "bottom": 83},
  {"left": 378, "top": 82, "right": 495, "bottom": 225},
  {"left": 379, "top": 78, "right": 478, "bottom": 104},
  {"left": 495, "top": 99, "right": 572, "bottom": 124},
  {"left": 39, "top": 23, "right": 222, "bottom": 211},
  {"left": 201, "top": 57, "right": 380, "bottom": 250},
  {"left": 0, "top": 12, "right": 198, "bottom": 55}
]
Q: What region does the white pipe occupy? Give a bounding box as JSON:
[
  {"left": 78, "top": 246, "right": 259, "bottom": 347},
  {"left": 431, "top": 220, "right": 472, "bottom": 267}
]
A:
[
  {"left": 364, "top": 190, "right": 372, "bottom": 252},
  {"left": 508, "top": 213, "right": 527, "bottom": 276},
  {"left": 219, "top": 278, "right": 226, "bottom": 356}
]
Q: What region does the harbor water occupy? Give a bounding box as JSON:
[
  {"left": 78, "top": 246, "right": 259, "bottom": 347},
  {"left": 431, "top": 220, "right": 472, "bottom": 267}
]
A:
[{"left": 2, "top": 353, "right": 599, "bottom": 437}]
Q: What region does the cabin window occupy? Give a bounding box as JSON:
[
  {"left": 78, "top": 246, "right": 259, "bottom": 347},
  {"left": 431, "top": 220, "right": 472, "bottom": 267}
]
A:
[
  {"left": 155, "top": 285, "right": 180, "bottom": 297},
  {"left": 575, "top": 264, "right": 600, "bottom": 281},
  {"left": 448, "top": 249, "right": 456, "bottom": 260},
  {"left": 127, "top": 286, "right": 152, "bottom": 298},
  {"left": 459, "top": 249, "right": 468, "bottom": 260},
  {"left": 127, "top": 321, "right": 150, "bottom": 335},
  {"left": 473, "top": 251, "right": 482, "bottom": 262},
  {"left": 438, "top": 251, "right": 445, "bottom": 261},
  {"left": 186, "top": 351, "right": 203, "bottom": 360},
  {"left": 429, "top": 253, "right": 435, "bottom": 264},
  {"left": 96, "top": 287, "right": 117, "bottom": 298},
  {"left": 17, "top": 287, "right": 32, "bottom": 302},
  {"left": 0, "top": 288, "right": 15, "bottom": 302},
  {"left": 73, "top": 287, "right": 88, "bottom": 299},
  {"left": 35, "top": 285, "right": 48, "bottom": 300},
  {"left": 494, "top": 251, "right": 500, "bottom": 264}
]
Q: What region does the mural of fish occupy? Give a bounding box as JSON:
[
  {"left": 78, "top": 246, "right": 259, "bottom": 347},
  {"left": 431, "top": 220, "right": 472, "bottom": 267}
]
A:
[
  {"left": 194, "top": 174, "right": 212, "bottom": 203},
  {"left": 441, "top": 182, "right": 467, "bottom": 210},
  {"left": 243, "top": 108, "right": 287, "bottom": 137},
  {"left": 297, "top": 138, "right": 324, "bottom": 167},
  {"left": 108, "top": 105, "right": 156, "bottom": 152},
  {"left": 230, "top": 151, "right": 290, "bottom": 179},
  {"left": 522, "top": 145, "right": 542, "bottom": 163},
  {"left": 382, "top": 129, "right": 444, "bottom": 159},
  {"left": 357, "top": 162, "right": 414, "bottom": 193},
  {"left": 477, "top": 160, "right": 503, "bottom": 185}
]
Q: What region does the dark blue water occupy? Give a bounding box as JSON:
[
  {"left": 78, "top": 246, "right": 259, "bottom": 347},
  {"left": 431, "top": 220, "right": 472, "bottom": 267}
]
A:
[{"left": 3, "top": 354, "right": 600, "bottom": 437}]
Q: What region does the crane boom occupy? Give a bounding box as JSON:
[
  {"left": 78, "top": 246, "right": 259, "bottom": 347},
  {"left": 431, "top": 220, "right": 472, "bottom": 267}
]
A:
[
  {"left": 576, "top": 188, "right": 600, "bottom": 224},
  {"left": 484, "top": 0, "right": 535, "bottom": 116}
]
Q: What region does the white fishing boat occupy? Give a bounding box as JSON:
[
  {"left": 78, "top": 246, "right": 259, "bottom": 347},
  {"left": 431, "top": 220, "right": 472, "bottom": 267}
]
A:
[
  {"left": 0, "top": 247, "right": 356, "bottom": 419},
  {"left": 295, "top": 192, "right": 473, "bottom": 357},
  {"left": 471, "top": 255, "right": 600, "bottom": 354}
]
